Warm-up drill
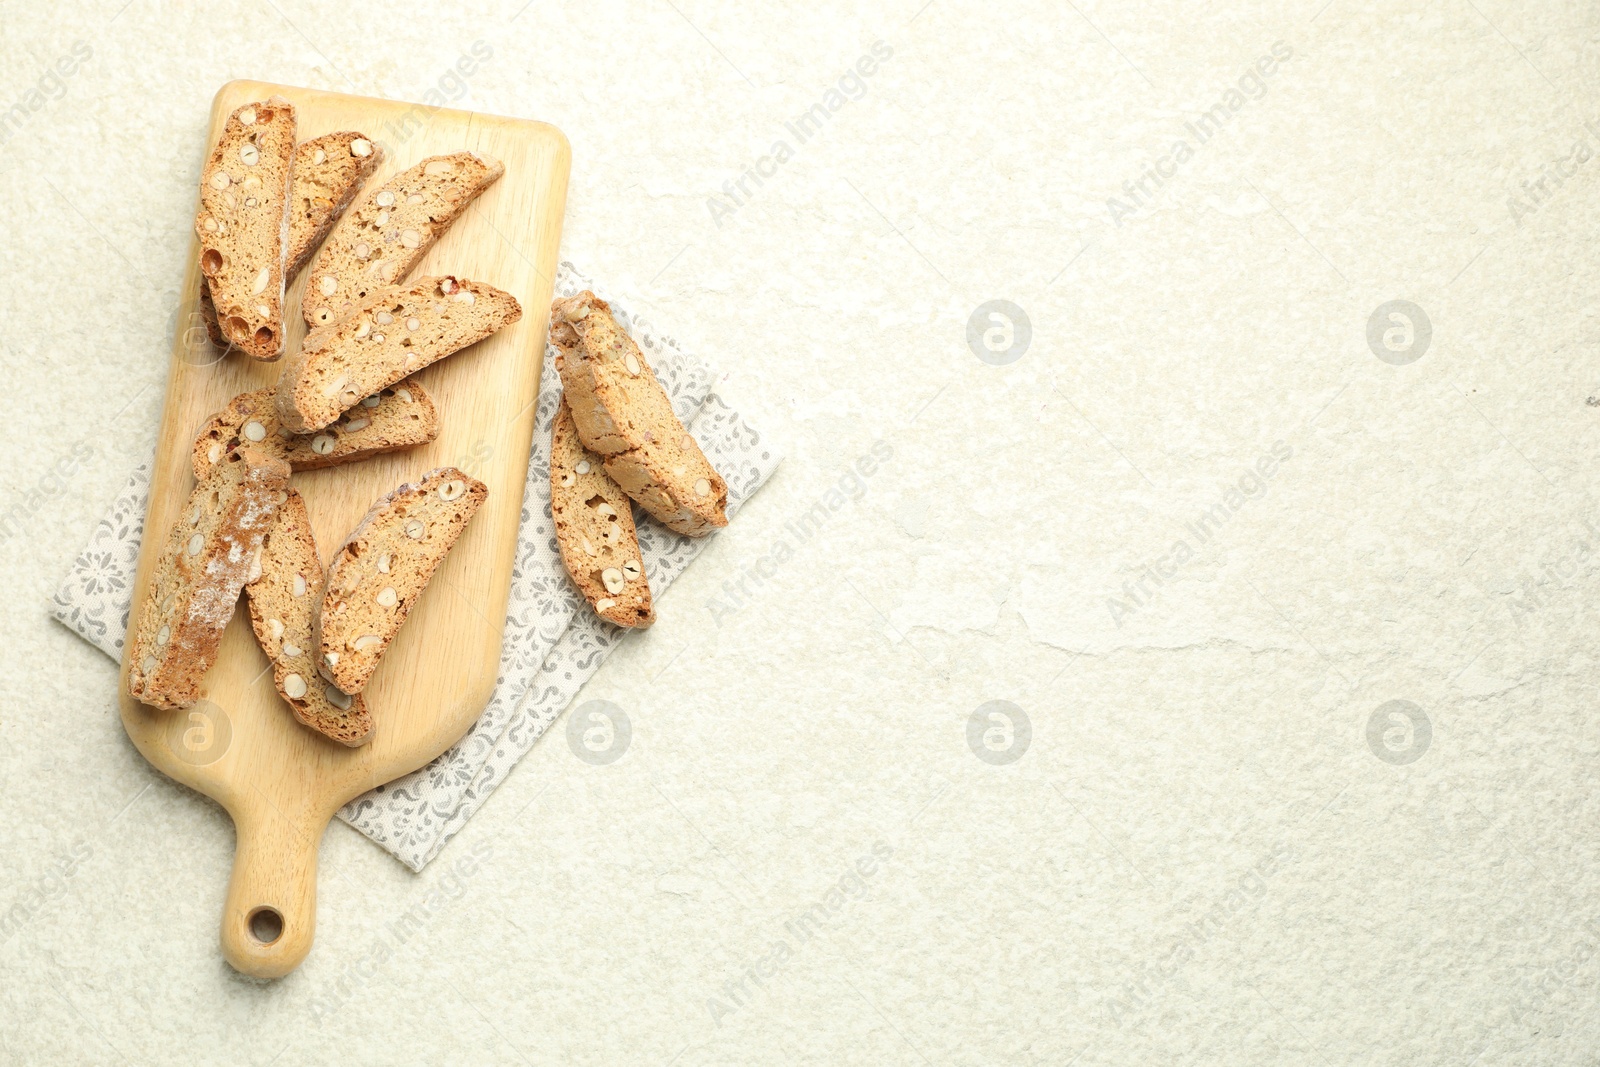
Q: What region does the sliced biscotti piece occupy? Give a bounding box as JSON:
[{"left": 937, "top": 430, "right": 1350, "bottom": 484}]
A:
[
  {"left": 195, "top": 98, "right": 297, "bottom": 361},
  {"left": 302, "top": 152, "right": 504, "bottom": 327},
  {"left": 192, "top": 379, "right": 438, "bottom": 479},
  {"left": 127, "top": 448, "right": 290, "bottom": 710},
  {"left": 317, "top": 467, "right": 488, "bottom": 694},
  {"left": 551, "top": 398, "right": 654, "bottom": 628},
  {"left": 196, "top": 132, "right": 381, "bottom": 356},
  {"left": 287, "top": 132, "right": 383, "bottom": 279},
  {"left": 550, "top": 291, "right": 728, "bottom": 535},
  {"left": 245, "top": 489, "right": 372, "bottom": 746},
  {"left": 276, "top": 275, "right": 521, "bottom": 433}
]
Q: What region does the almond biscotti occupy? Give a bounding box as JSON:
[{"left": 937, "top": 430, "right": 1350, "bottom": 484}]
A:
[
  {"left": 286, "top": 132, "right": 383, "bottom": 279},
  {"left": 127, "top": 448, "right": 290, "bottom": 710},
  {"left": 195, "top": 98, "right": 297, "bottom": 361},
  {"left": 550, "top": 398, "right": 654, "bottom": 628},
  {"left": 197, "top": 131, "right": 382, "bottom": 354},
  {"left": 245, "top": 489, "right": 372, "bottom": 746},
  {"left": 301, "top": 152, "right": 504, "bottom": 327},
  {"left": 192, "top": 379, "right": 438, "bottom": 479},
  {"left": 275, "top": 275, "right": 521, "bottom": 433},
  {"left": 317, "top": 467, "right": 488, "bottom": 694},
  {"left": 550, "top": 292, "right": 728, "bottom": 535}
]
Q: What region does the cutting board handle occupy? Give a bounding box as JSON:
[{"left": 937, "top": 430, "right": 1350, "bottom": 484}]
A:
[{"left": 220, "top": 805, "right": 323, "bottom": 978}]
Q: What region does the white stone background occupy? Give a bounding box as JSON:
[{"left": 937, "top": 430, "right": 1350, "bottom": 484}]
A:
[{"left": 2, "top": 0, "right": 1600, "bottom": 1063}]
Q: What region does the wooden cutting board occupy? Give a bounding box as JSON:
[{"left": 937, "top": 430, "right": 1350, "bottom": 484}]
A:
[{"left": 117, "top": 80, "right": 569, "bottom": 978}]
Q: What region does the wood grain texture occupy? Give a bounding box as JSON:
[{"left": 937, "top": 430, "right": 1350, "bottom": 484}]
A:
[{"left": 116, "top": 80, "right": 569, "bottom": 978}]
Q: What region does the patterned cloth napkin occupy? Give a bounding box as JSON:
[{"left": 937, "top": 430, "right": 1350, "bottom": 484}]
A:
[{"left": 51, "top": 262, "right": 781, "bottom": 871}]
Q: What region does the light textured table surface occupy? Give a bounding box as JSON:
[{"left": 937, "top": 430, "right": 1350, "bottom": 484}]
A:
[{"left": 4, "top": 1, "right": 1600, "bottom": 1064}]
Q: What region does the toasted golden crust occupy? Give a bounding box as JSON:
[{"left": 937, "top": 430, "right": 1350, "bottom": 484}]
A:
[{"left": 196, "top": 130, "right": 381, "bottom": 357}]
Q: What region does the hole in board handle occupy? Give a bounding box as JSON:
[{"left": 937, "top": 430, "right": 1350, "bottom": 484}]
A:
[{"left": 248, "top": 907, "right": 284, "bottom": 945}]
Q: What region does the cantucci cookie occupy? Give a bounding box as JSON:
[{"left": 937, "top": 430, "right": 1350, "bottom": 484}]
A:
[
  {"left": 192, "top": 378, "right": 438, "bottom": 479},
  {"left": 317, "top": 467, "right": 487, "bottom": 694},
  {"left": 275, "top": 275, "right": 521, "bottom": 433},
  {"left": 550, "top": 291, "right": 728, "bottom": 535},
  {"left": 301, "top": 152, "right": 504, "bottom": 327},
  {"left": 550, "top": 398, "right": 654, "bottom": 628},
  {"left": 197, "top": 131, "right": 382, "bottom": 354},
  {"left": 127, "top": 448, "right": 290, "bottom": 710},
  {"left": 286, "top": 131, "right": 383, "bottom": 279},
  {"left": 195, "top": 98, "right": 297, "bottom": 361},
  {"left": 245, "top": 489, "right": 372, "bottom": 747}
]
